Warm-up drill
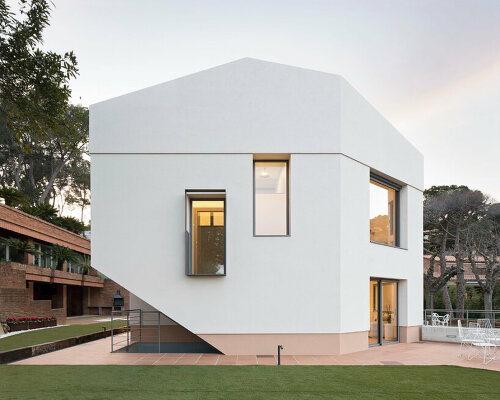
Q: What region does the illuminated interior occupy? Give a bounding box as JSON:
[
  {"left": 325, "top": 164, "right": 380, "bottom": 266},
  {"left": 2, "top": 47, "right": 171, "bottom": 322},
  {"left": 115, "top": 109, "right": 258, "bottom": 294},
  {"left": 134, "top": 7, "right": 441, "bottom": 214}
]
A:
[
  {"left": 254, "top": 161, "right": 288, "bottom": 235},
  {"left": 369, "top": 180, "right": 397, "bottom": 246},
  {"left": 369, "top": 279, "right": 398, "bottom": 346},
  {"left": 369, "top": 280, "right": 379, "bottom": 346},
  {"left": 191, "top": 200, "right": 225, "bottom": 275}
]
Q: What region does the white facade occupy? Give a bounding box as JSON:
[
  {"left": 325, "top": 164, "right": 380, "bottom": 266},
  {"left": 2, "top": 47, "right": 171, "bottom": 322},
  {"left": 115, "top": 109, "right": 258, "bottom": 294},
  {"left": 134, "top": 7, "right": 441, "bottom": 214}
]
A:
[{"left": 90, "top": 58, "right": 423, "bottom": 354}]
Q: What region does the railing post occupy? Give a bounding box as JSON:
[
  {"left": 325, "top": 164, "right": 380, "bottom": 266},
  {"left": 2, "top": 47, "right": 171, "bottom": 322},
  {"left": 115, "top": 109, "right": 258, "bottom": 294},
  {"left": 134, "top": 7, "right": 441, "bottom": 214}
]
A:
[
  {"left": 127, "top": 311, "right": 130, "bottom": 348},
  {"left": 158, "top": 311, "right": 161, "bottom": 354},
  {"left": 139, "top": 310, "right": 142, "bottom": 345},
  {"left": 466, "top": 310, "right": 469, "bottom": 328},
  {"left": 111, "top": 311, "right": 114, "bottom": 353}
]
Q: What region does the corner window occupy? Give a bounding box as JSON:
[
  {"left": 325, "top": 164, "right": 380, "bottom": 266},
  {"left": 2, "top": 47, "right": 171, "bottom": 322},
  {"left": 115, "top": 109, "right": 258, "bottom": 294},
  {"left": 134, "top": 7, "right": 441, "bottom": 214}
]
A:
[
  {"left": 370, "top": 174, "right": 400, "bottom": 247},
  {"left": 254, "top": 161, "right": 289, "bottom": 236},
  {"left": 185, "top": 191, "right": 226, "bottom": 275}
]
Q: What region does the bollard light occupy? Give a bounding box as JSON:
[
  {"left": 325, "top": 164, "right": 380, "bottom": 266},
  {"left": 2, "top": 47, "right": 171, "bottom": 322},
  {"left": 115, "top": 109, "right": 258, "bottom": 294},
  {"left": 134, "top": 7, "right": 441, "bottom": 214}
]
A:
[{"left": 278, "top": 345, "right": 284, "bottom": 365}]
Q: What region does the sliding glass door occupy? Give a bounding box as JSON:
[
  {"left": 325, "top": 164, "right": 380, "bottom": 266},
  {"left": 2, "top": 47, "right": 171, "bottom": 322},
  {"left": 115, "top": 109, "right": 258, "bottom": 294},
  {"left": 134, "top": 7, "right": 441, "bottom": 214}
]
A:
[{"left": 369, "top": 279, "right": 398, "bottom": 346}]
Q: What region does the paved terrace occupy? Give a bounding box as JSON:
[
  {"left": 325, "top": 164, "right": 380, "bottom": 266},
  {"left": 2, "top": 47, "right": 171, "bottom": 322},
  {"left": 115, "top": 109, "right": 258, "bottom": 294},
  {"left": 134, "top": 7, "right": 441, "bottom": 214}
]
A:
[{"left": 11, "top": 335, "right": 500, "bottom": 371}]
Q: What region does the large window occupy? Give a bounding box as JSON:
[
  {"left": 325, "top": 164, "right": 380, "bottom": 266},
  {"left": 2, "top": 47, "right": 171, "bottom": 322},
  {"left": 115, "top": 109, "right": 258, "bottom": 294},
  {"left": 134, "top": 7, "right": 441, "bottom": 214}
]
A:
[
  {"left": 185, "top": 191, "right": 226, "bottom": 276},
  {"left": 33, "top": 243, "right": 55, "bottom": 269},
  {"left": 370, "top": 175, "right": 400, "bottom": 246},
  {"left": 254, "top": 161, "right": 289, "bottom": 236}
]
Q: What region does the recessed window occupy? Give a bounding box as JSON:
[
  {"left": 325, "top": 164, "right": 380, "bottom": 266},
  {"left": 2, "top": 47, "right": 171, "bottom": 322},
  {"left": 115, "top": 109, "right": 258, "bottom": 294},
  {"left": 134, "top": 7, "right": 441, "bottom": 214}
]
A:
[
  {"left": 185, "top": 191, "right": 226, "bottom": 275},
  {"left": 254, "top": 161, "right": 289, "bottom": 236},
  {"left": 370, "top": 174, "right": 400, "bottom": 246}
]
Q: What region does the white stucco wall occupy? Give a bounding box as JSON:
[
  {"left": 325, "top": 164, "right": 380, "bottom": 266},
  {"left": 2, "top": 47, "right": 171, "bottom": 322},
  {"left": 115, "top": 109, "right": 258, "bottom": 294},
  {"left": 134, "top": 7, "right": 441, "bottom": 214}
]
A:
[{"left": 90, "top": 58, "right": 423, "bottom": 338}]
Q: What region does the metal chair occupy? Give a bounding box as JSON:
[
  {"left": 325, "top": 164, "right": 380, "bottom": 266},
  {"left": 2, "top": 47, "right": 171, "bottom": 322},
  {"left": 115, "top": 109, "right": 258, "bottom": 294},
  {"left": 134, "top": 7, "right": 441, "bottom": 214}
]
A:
[{"left": 457, "top": 320, "right": 476, "bottom": 358}]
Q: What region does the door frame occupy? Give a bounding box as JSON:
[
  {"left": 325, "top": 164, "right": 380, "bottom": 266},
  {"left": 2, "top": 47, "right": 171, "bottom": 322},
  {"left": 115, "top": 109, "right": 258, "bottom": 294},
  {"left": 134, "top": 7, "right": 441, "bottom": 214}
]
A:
[{"left": 369, "top": 278, "right": 399, "bottom": 347}]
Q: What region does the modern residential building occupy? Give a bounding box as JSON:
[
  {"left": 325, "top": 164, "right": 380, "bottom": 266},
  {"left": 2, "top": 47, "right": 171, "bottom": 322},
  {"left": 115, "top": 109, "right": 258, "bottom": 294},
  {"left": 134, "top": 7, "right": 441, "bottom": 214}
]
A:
[
  {"left": 90, "top": 58, "right": 424, "bottom": 355},
  {"left": 0, "top": 203, "right": 129, "bottom": 324}
]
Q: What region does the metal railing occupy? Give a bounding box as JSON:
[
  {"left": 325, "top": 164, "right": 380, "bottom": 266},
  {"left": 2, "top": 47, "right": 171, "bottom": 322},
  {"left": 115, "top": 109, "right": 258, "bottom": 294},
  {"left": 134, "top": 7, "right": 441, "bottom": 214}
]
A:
[
  {"left": 111, "top": 309, "right": 163, "bottom": 353},
  {"left": 424, "top": 309, "right": 500, "bottom": 328}
]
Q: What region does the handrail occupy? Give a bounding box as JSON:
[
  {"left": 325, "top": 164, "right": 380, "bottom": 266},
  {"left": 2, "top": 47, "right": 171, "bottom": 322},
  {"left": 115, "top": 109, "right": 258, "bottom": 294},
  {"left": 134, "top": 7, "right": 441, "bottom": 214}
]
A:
[
  {"left": 424, "top": 309, "right": 500, "bottom": 328},
  {"left": 111, "top": 309, "right": 165, "bottom": 353}
]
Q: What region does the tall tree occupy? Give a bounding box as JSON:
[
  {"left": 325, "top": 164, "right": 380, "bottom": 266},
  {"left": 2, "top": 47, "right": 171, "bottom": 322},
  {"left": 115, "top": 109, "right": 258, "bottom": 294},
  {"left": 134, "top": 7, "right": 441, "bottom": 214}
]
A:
[
  {"left": 423, "top": 185, "right": 486, "bottom": 310},
  {"left": 0, "top": 104, "right": 88, "bottom": 205},
  {"left": 466, "top": 203, "right": 500, "bottom": 316},
  {"left": 444, "top": 188, "right": 487, "bottom": 316},
  {"left": 64, "top": 157, "right": 90, "bottom": 222},
  {"left": 0, "top": 0, "right": 87, "bottom": 214},
  {"left": 0, "top": 0, "right": 78, "bottom": 143},
  {"left": 424, "top": 187, "right": 458, "bottom": 310}
]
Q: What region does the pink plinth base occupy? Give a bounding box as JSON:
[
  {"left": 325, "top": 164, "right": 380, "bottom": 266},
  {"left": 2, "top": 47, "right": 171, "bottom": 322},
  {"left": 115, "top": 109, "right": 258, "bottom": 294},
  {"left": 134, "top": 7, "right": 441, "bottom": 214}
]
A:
[{"left": 198, "top": 331, "right": 369, "bottom": 355}]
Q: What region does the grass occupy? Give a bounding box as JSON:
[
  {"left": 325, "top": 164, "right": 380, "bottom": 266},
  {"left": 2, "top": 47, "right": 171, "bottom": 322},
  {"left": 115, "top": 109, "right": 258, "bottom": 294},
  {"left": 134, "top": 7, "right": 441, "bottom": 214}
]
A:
[
  {"left": 0, "top": 321, "right": 126, "bottom": 352},
  {"left": 0, "top": 365, "right": 498, "bottom": 399}
]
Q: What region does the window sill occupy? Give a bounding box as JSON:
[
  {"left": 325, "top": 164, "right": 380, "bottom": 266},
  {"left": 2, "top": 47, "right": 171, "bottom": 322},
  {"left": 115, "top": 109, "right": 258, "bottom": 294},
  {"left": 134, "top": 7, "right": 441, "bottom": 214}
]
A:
[
  {"left": 186, "top": 273, "right": 226, "bottom": 277},
  {"left": 370, "top": 241, "right": 407, "bottom": 250}
]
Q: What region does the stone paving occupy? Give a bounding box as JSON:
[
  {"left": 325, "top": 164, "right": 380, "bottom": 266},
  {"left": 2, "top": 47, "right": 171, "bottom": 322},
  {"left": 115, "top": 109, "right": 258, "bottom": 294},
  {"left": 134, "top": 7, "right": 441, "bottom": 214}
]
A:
[{"left": 12, "top": 335, "right": 500, "bottom": 371}]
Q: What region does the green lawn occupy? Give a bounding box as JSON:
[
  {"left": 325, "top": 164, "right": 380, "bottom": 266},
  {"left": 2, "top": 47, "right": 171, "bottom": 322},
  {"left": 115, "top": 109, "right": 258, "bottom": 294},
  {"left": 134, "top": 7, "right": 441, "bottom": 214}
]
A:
[
  {"left": 0, "top": 365, "right": 498, "bottom": 399},
  {"left": 0, "top": 321, "right": 126, "bottom": 352}
]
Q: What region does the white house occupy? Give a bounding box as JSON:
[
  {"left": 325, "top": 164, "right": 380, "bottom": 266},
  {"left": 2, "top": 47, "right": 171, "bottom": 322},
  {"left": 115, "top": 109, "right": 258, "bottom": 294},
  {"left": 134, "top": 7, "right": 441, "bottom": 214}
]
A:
[{"left": 90, "top": 58, "right": 423, "bottom": 355}]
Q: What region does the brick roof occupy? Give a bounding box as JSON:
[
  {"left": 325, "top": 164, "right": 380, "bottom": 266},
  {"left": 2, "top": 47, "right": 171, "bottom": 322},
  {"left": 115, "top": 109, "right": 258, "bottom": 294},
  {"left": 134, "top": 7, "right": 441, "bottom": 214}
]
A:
[{"left": 0, "top": 204, "right": 90, "bottom": 254}]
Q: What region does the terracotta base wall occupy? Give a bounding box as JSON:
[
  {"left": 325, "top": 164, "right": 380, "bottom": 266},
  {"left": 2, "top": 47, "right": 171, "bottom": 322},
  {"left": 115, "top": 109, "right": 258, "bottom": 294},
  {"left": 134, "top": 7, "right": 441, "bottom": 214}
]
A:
[
  {"left": 198, "top": 331, "right": 368, "bottom": 355},
  {"left": 400, "top": 326, "right": 421, "bottom": 343}
]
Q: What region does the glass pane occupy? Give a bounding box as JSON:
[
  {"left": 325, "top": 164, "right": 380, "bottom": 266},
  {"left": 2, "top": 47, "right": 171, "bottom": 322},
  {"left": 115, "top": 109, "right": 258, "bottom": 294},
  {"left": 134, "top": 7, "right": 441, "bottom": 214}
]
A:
[
  {"left": 254, "top": 161, "right": 288, "bottom": 235},
  {"left": 369, "top": 280, "right": 379, "bottom": 345},
  {"left": 213, "top": 212, "right": 224, "bottom": 226},
  {"left": 382, "top": 281, "right": 398, "bottom": 343},
  {"left": 192, "top": 200, "right": 225, "bottom": 275},
  {"left": 0, "top": 243, "right": 6, "bottom": 261},
  {"left": 199, "top": 212, "right": 211, "bottom": 226},
  {"left": 370, "top": 180, "right": 397, "bottom": 246}
]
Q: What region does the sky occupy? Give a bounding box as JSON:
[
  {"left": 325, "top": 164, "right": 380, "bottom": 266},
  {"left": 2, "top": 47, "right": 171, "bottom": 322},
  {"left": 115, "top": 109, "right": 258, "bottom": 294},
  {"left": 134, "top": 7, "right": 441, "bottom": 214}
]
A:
[{"left": 31, "top": 0, "right": 500, "bottom": 201}]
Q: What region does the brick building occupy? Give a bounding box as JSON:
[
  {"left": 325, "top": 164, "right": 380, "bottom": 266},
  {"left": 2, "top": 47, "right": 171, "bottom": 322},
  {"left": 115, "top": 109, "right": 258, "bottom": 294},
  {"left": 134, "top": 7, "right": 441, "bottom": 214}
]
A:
[
  {"left": 0, "top": 203, "right": 129, "bottom": 324},
  {"left": 423, "top": 255, "right": 487, "bottom": 286}
]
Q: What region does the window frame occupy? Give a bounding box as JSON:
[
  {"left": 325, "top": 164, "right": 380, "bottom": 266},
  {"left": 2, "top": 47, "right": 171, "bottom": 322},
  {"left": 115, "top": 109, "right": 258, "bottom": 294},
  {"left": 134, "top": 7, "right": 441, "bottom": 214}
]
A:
[
  {"left": 369, "top": 173, "right": 401, "bottom": 248},
  {"left": 253, "top": 159, "right": 290, "bottom": 237},
  {"left": 185, "top": 190, "right": 226, "bottom": 276},
  {"left": 369, "top": 277, "right": 400, "bottom": 346}
]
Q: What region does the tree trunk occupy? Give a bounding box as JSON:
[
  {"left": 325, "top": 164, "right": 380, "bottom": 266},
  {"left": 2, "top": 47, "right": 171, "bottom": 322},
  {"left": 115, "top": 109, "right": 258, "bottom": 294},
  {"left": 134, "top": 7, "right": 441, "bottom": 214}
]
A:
[
  {"left": 425, "top": 288, "right": 434, "bottom": 309},
  {"left": 484, "top": 290, "right": 493, "bottom": 321},
  {"left": 38, "top": 158, "right": 66, "bottom": 204},
  {"left": 443, "top": 285, "right": 453, "bottom": 311},
  {"left": 455, "top": 259, "right": 465, "bottom": 318},
  {"left": 14, "top": 152, "right": 23, "bottom": 190}
]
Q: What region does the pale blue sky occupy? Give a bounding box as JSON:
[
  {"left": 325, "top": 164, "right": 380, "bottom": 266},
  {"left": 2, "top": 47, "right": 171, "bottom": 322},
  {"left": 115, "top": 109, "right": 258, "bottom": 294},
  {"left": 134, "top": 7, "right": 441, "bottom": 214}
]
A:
[{"left": 37, "top": 0, "right": 500, "bottom": 200}]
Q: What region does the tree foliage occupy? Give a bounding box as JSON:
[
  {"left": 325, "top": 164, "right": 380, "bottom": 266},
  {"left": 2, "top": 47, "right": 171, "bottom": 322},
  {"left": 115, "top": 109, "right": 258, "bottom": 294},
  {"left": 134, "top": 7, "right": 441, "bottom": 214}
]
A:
[
  {"left": 424, "top": 185, "right": 498, "bottom": 312},
  {"left": 49, "top": 244, "right": 78, "bottom": 270},
  {"left": 0, "top": 2, "right": 89, "bottom": 221},
  {"left": 0, "top": 104, "right": 89, "bottom": 206},
  {"left": 0, "top": 0, "right": 78, "bottom": 143},
  {"left": 19, "top": 203, "right": 87, "bottom": 234},
  {"left": 466, "top": 203, "right": 500, "bottom": 312},
  {"left": 0, "top": 186, "right": 28, "bottom": 206}
]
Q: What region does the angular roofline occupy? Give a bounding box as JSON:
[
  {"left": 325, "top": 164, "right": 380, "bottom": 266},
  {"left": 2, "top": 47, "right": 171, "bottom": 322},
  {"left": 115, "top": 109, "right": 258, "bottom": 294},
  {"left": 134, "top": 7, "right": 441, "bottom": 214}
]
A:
[{"left": 90, "top": 57, "right": 341, "bottom": 108}]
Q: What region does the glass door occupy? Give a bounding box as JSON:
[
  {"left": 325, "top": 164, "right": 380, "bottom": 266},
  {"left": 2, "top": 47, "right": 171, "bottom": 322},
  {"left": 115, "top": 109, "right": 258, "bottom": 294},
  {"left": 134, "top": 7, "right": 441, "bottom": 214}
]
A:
[{"left": 369, "top": 279, "right": 398, "bottom": 346}]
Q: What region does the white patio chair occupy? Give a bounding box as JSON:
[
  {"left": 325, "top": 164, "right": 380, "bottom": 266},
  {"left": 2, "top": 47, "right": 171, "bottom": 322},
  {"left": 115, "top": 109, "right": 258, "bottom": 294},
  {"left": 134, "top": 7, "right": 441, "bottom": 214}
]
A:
[
  {"left": 431, "top": 313, "right": 440, "bottom": 326},
  {"left": 457, "top": 320, "right": 476, "bottom": 358},
  {"left": 471, "top": 336, "right": 500, "bottom": 364},
  {"left": 441, "top": 314, "right": 450, "bottom": 327},
  {"left": 477, "top": 318, "right": 492, "bottom": 329}
]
